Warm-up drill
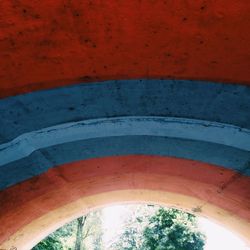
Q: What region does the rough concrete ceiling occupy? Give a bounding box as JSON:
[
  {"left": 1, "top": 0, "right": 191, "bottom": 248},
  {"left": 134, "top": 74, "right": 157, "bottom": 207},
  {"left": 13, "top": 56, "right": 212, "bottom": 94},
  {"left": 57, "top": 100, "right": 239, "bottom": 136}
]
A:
[
  {"left": 0, "top": 1, "right": 250, "bottom": 97},
  {"left": 0, "top": 1, "right": 250, "bottom": 249}
]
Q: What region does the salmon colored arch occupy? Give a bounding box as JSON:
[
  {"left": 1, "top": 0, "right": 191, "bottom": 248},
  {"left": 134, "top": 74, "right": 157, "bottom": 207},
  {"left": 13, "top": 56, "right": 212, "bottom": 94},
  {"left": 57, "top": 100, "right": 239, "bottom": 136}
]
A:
[
  {"left": 0, "top": 155, "right": 250, "bottom": 249},
  {"left": 2, "top": 190, "right": 250, "bottom": 250}
]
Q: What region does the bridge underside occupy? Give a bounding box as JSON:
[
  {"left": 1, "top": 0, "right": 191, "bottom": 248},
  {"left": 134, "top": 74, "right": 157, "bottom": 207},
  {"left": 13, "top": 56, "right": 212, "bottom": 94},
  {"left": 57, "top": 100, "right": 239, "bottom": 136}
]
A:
[{"left": 0, "top": 1, "right": 250, "bottom": 249}]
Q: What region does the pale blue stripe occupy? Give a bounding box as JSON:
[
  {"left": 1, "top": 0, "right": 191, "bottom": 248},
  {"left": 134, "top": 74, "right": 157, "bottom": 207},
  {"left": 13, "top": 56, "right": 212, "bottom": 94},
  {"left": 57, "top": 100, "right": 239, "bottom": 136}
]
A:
[{"left": 0, "top": 116, "right": 249, "bottom": 166}]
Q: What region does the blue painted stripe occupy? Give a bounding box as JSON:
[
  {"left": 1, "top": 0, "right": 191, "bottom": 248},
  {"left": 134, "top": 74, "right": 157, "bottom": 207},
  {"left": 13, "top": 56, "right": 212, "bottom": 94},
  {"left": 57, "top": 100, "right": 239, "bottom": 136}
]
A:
[
  {"left": 0, "top": 79, "right": 249, "bottom": 189},
  {"left": 0, "top": 116, "right": 250, "bottom": 166},
  {"left": 1, "top": 136, "right": 250, "bottom": 189},
  {"left": 1, "top": 80, "right": 250, "bottom": 144}
]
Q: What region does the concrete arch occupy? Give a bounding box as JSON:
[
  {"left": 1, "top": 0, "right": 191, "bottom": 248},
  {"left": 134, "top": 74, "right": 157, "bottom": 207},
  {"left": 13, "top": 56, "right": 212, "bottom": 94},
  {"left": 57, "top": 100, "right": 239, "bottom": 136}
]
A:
[
  {"left": 1, "top": 116, "right": 250, "bottom": 167},
  {"left": 0, "top": 80, "right": 250, "bottom": 249},
  {"left": 1, "top": 1, "right": 250, "bottom": 249},
  {"left": 1, "top": 80, "right": 250, "bottom": 189},
  {"left": 0, "top": 155, "right": 250, "bottom": 249},
  {"left": 0, "top": 1, "right": 250, "bottom": 97}
]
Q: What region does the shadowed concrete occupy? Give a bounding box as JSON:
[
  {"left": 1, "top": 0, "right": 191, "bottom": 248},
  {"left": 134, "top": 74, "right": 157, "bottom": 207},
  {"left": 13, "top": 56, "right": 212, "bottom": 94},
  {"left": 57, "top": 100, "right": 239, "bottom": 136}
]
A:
[
  {"left": 1, "top": 80, "right": 250, "bottom": 144},
  {"left": 0, "top": 80, "right": 249, "bottom": 189},
  {"left": 0, "top": 1, "right": 250, "bottom": 249}
]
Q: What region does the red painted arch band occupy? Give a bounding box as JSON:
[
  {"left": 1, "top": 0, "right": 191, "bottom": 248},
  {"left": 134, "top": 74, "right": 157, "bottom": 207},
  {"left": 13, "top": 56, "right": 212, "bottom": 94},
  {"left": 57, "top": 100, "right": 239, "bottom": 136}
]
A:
[
  {"left": 0, "top": 155, "right": 249, "bottom": 245},
  {"left": 1, "top": 1, "right": 250, "bottom": 98}
]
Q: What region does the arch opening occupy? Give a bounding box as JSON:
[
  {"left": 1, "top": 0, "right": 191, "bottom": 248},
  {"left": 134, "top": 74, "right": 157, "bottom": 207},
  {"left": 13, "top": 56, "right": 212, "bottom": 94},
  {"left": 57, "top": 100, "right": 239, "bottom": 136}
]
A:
[
  {"left": 1, "top": 155, "right": 249, "bottom": 249},
  {"left": 32, "top": 202, "right": 250, "bottom": 250},
  {"left": 3, "top": 190, "right": 250, "bottom": 250}
]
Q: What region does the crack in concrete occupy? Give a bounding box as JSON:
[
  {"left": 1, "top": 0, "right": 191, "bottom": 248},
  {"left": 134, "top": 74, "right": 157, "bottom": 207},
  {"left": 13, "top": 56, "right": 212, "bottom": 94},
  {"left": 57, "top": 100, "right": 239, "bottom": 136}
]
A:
[{"left": 191, "top": 200, "right": 208, "bottom": 214}]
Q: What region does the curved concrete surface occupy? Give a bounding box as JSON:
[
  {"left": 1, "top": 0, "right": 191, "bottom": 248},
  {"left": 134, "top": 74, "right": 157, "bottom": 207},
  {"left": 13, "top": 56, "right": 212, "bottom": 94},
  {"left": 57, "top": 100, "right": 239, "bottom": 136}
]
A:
[
  {"left": 2, "top": 135, "right": 250, "bottom": 190},
  {"left": 1, "top": 1, "right": 250, "bottom": 248},
  {"left": 0, "top": 1, "right": 250, "bottom": 97},
  {"left": 2, "top": 190, "right": 250, "bottom": 250},
  {"left": 0, "top": 80, "right": 249, "bottom": 190},
  {"left": 0, "top": 80, "right": 249, "bottom": 249},
  {"left": 1, "top": 116, "right": 250, "bottom": 166},
  {"left": 0, "top": 156, "right": 250, "bottom": 249},
  {"left": 1, "top": 80, "right": 250, "bottom": 144}
]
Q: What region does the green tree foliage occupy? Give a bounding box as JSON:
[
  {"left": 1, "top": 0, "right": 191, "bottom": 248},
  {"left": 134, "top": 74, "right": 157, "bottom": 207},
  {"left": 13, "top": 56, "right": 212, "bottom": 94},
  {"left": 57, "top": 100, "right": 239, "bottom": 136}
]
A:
[
  {"left": 111, "top": 206, "right": 205, "bottom": 250},
  {"left": 109, "top": 205, "right": 157, "bottom": 250},
  {"left": 32, "top": 210, "right": 103, "bottom": 250},
  {"left": 33, "top": 206, "right": 205, "bottom": 250},
  {"left": 32, "top": 220, "right": 76, "bottom": 250},
  {"left": 143, "top": 208, "right": 206, "bottom": 250}
]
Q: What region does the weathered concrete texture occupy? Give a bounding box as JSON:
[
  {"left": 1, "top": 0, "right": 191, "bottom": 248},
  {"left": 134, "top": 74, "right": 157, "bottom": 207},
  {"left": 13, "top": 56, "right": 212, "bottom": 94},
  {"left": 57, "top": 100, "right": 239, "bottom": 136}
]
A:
[
  {"left": 0, "top": 80, "right": 249, "bottom": 189},
  {"left": 0, "top": 1, "right": 250, "bottom": 248},
  {"left": 1, "top": 80, "right": 250, "bottom": 144},
  {"left": 0, "top": 1, "right": 250, "bottom": 97},
  {"left": 1, "top": 117, "right": 250, "bottom": 166},
  {"left": 0, "top": 156, "right": 250, "bottom": 248},
  {"left": 1, "top": 136, "right": 250, "bottom": 190}
]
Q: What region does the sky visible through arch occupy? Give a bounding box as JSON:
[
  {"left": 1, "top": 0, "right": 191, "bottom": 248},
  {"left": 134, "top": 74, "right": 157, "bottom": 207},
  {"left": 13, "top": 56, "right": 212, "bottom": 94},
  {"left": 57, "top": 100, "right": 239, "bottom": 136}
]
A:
[{"left": 102, "top": 204, "right": 250, "bottom": 250}]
